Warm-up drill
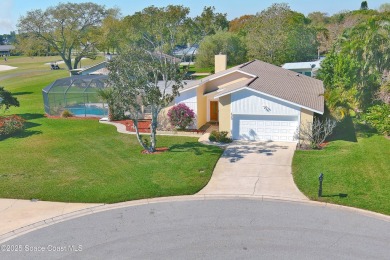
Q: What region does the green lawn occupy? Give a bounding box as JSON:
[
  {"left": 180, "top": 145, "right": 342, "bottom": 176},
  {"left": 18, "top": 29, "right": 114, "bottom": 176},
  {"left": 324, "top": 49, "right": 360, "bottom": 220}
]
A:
[
  {"left": 0, "top": 56, "right": 222, "bottom": 203},
  {"left": 293, "top": 118, "right": 390, "bottom": 215}
]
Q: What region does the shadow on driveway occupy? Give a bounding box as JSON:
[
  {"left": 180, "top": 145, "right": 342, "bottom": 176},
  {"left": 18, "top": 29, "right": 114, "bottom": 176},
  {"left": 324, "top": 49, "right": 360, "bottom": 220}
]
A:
[{"left": 223, "top": 141, "right": 290, "bottom": 163}]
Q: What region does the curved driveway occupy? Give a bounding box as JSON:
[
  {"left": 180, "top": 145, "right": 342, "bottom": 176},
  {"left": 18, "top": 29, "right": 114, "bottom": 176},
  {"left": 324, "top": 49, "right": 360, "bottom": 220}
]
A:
[
  {"left": 1, "top": 199, "right": 389, "bottom": 259},
  {"left": 199, "top": 141, "right": 307, "bottom": 201}
]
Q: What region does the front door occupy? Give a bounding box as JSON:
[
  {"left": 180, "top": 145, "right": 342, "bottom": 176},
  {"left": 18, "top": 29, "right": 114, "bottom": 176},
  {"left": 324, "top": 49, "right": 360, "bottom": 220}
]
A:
[{"left": 210, "top": 101, "right": 219, "bottom": 121}]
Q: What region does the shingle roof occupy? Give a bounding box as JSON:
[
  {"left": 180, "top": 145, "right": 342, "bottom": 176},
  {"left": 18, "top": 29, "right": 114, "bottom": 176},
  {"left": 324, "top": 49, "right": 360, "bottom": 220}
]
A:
[
  {"left": 184, "top": 59, "right": 324, "bottom": 113},
  {"left": 238, "top": 60, "right": 324, "bottom": 113},
  {"left": 0, "top": 45, "right": 15, "bottom": 51},
  {"left": 180, "top": 63, "right": 245, "bottom": 91},
  {"left": 211, "top": 78, "right": 255, "bottom": 96}
]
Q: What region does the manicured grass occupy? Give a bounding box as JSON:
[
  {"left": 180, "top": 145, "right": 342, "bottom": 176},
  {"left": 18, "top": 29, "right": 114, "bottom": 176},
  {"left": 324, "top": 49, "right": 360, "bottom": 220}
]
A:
[
  {"left": 0, "top": 56, "right": 222, "bottom": 203},
  {"left": 293, "top": 118, "right": 390, "bottom": 215}
]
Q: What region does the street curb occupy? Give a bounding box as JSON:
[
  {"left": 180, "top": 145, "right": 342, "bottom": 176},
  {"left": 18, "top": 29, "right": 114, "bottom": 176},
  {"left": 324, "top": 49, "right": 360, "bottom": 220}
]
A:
[{"left": 1, "top": 195, "right": 389, "bottom": 244}]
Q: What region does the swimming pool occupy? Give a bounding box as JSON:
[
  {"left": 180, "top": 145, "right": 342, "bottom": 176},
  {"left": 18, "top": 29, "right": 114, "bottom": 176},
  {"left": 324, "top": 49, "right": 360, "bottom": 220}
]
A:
[{"left": 66, "top": 105, "right": 108, "bottom": 117}]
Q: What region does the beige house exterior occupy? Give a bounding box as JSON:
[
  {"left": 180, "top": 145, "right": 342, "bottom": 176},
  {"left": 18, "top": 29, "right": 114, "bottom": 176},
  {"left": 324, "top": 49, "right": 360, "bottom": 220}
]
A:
[{"left": 174, "top": 55, "right": 324, "bottom": 143}]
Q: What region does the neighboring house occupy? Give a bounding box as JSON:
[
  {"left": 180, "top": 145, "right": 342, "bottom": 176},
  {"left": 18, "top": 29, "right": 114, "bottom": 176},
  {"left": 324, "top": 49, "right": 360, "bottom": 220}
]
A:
[
  {"left": 69, "top": 52, "right": 180, "bottom": 76},
  {"left": 174, "top": 55, "right": 324, "bottom": 142},
  {"left": 173, "top": 44, "right": 198, "bottom": 62},
  {"left": 282, "top": 57, "right": 324, "bottom": 77},
  {"left": 69, "top": 61, "right": 108, "bottom": 76},
  {"left": 0, "top": 45, "right": 15, "bottom": 56}
]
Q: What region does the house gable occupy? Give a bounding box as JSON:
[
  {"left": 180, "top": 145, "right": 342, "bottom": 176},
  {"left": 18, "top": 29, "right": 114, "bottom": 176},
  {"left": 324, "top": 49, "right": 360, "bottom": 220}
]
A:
[{"left": 231, "top": 89, "right": 300, "bottom": 116}]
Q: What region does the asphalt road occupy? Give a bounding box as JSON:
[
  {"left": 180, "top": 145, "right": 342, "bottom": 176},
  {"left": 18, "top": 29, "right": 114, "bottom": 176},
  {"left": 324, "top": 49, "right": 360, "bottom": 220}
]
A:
[{"left": 1, "top": 199, "right": 389, "bottom": 260}]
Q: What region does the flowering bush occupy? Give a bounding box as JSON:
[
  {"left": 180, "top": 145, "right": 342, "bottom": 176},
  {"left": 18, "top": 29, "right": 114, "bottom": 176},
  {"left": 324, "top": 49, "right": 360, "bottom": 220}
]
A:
[
  {"left": 0, "top": 115, "right": 25, "bottom": 137},
  {"left": 167, "top": 103, "right": 195, "bottom": 130}
]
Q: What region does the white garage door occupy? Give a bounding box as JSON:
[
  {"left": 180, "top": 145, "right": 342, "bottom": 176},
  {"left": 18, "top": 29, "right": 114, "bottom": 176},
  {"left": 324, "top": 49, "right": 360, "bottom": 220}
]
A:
[{"left": 233, "top": 115, "right": 299, "bottom": 142}]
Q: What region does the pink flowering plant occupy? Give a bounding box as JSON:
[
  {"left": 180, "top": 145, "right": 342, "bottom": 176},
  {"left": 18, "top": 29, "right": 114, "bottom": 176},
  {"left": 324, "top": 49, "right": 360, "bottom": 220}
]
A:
[{"left": 167, "top": 103, "right": 195, "bottom": 130}]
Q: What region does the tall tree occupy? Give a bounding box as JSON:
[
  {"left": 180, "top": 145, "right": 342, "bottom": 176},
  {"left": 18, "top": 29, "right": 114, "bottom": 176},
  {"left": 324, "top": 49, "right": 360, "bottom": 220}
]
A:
[
  {"left": 194, "top": 6, "right": 229, "bottom": 38},
  {"left": 17, "top": 2, "right": 117, "bottom": 70},
  {"left": 110, "top": 6, "right": 192, "bottom": 153},
  {"left": 246, "top": 3, "right": 317, "bottom": 65},
  {"left": 121, "top": 5, "right": 191, "bottom": 53},
  {"left": 318, "top": 15, "right": 390, "bottom": 118},
  {"left": 360, "top": 1, "right": 369, "bottom": 10},
  {"left": 195, "top": 31, "right": 247, "bottom": 68},
  {"left": 229, "top": 15, "right": 254, "bottom": 36},
  {"left": 308, "top": 12, "right": 330, "bottom": 55},
  {"left": 96, "top": 16, "right": 123, "bottom": 54}
]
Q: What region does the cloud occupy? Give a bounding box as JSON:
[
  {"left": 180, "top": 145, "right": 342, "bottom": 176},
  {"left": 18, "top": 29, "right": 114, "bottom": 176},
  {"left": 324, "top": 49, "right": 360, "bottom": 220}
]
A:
[{"left": 0, "top": 0, "right": 14, "bottom": 34}]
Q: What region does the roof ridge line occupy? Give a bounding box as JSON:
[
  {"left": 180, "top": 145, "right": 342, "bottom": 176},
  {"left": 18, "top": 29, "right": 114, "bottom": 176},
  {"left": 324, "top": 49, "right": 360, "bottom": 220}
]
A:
[
  {"left": 246, "top": 76, "right": 258, "bottom": 86},
  {"left": 239, "top": 60, "right": 256, "bottom": 69}
]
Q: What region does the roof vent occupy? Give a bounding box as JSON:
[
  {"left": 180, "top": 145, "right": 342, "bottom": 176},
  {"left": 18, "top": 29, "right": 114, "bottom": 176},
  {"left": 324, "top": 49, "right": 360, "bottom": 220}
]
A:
[{"left": 296, "top": 73, "right": 300, "bottom": 76}]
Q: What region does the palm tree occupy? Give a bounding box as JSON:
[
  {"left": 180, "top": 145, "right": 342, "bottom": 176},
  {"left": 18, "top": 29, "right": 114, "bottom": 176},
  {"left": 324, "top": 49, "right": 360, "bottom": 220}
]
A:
[{"left": 97, "top": 88, "right": 115, "bottom": 120}]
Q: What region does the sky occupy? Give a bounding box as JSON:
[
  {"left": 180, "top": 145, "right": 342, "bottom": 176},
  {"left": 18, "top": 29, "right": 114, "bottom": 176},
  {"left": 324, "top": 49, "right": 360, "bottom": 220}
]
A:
[{"left": 1, "top": 0, "right": 389, "bottom": 34}]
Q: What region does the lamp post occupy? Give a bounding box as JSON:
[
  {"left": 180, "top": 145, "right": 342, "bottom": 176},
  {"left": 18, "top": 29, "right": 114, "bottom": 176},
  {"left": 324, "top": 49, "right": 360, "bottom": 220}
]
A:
[{"left": 318, "top": 173, "right": 324, "bottom": 197}]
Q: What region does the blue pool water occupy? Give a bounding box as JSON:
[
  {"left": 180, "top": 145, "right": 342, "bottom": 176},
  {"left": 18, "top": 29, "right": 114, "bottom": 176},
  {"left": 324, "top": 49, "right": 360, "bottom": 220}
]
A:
[{"left": 66, "top": 106, "right": 108, "bottom": 117}]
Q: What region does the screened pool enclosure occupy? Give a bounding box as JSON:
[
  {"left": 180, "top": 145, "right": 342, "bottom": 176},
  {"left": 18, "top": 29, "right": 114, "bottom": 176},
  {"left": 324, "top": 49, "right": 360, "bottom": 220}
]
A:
[{"left": 43, "top": 75, "right": 109, "bottom": 117}]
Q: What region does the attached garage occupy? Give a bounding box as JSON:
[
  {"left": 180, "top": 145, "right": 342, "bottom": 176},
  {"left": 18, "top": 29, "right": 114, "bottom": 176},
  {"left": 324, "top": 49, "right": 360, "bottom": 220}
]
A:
[
  {"left": 232, "top": 115, "right": 299, "bottom": 141},
  {"left": 222, "top": 88, "right": 302, "bottom": 142}
]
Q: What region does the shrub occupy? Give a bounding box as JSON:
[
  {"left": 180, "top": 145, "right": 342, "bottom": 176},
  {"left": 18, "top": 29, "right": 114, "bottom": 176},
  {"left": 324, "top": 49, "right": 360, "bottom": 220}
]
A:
[
  {"left": 167, "top": 103, "right": 195, "bottom": 130},
  {"left": 297, "top": 118, "right": 337, "bottom": 149},
  {"left": 61, "top": 110, "right": 73, "bottom": 118},
  {"left": 363, "top": 104, "right": 390, "bottom": 136},
  {"left": 0, "top": 115, "right": 25, "bottom": 137},
  {"left": 208, "top": 130, "right": 233, "bottom": 143}
]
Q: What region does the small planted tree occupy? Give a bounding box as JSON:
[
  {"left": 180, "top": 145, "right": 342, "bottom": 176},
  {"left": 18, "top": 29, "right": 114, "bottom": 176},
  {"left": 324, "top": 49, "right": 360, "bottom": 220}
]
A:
[
  {"left": 0, "top": 86, "right": 20, "bottom": 111},
  {"left": 167, "top": 103, "right": 195, "bottom": 130},
  {"left": 108, "top": 47, "right": 184, "bottom": 153},
  {"left": 107, "top": 5, "right": 194, "bottom": 153},
  {"left": 297, "top": 118, "right": 337, "bottom": 149}
]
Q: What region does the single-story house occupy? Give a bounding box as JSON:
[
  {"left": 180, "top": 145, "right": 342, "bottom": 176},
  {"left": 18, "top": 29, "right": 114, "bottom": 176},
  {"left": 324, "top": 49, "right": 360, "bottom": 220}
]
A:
[
  {"left": 282, "top": 57, "right": 324, "bottom": 77},
  {"left": 0, "top": 45, "right": 15, "bottom": 56},
  {"left": 173, "top": 44, "right": 198, "bottom": 56},
  {"left": 69, "top": 61, "right": 108, "bottom": 76},
  {"left": 174, "top": 55, "right": 324, "bottom": 142}
]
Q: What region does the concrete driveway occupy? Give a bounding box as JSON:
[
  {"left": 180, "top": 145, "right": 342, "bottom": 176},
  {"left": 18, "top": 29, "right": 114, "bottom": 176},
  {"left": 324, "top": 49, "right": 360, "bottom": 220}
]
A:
[{"left": 198, "top": 141, "right": 308, "bottom": 201}]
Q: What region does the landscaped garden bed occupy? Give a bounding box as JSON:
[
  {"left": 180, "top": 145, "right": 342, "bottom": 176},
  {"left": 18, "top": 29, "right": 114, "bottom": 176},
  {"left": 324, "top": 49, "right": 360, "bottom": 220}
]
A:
[{"left": 116, "top": 119, "right": 152, "bottom": 133}]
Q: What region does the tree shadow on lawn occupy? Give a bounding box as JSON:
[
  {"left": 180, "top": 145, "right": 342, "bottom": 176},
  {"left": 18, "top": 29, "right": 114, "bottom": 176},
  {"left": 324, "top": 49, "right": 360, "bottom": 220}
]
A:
[
  {"left": 328, "top": 116, "right": 379, "bottom": 143},
  {"left": 0, "top": 129, "right": 42, "bottom": 141},
  {"left": 19, "top": 113, "right": 45, "bottom": 120},
  {"left": 12, "top": 91, "right": 34, "bottom": 96},
  {"left": 169, "top": 142, "right": 222, "bottom": 156},
  {"left": 321, "top": 193, "right": 348, "bottom": 198},
  {"left": 328, "top": 116, "right": 358, "bottom": 142}
]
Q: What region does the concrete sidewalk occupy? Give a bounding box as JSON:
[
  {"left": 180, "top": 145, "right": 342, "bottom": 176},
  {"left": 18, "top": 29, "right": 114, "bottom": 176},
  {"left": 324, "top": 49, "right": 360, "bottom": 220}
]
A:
[
  {"left": 198, "top": 141, "right": 308, "bottom": 201},
  {"left": 0, "top": 199, "right": 102, "bottom": 235}
]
